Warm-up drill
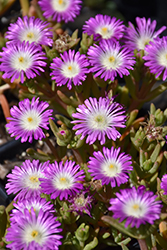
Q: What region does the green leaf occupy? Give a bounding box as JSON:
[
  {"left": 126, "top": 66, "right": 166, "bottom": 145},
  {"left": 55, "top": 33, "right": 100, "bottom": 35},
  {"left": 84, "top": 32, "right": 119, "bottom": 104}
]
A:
[{"left": 101, "top": 216, "right": 155, "bottom": 239}]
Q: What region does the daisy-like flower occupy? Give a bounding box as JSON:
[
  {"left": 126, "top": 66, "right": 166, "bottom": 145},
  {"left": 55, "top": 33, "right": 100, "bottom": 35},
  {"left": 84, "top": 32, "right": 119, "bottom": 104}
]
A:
[
  {"left": 11, "top": 197, "right": 54, "bottom": 222},
  {"left": 87, "top": 39, "right": 135, "bottom": 81},
  {"left": 109, "top": 186, "right": 162, "bottom": 228},
  {"left": 5, "top": 159, "right": 49, "bottom": 201},
  {"left": 0, "top": 41, "right": 46, "bottom": 83},
  {"left": 83, "top": 14, "right": 124, "bottom": 41},
  {"left": 68, "top": 189, "right": 94, "bottom": 216},
  {"left": 50, "top": 50, "right": 89, "bottom": 90},
  {"left": 161, "top": 174, "right": 167, "bottom": 195},
  {"left": 40, "top": 160, "right": 85, "bottom": 200},
  {"left": 71, "top": 97, "right": 126, "bottom": 145},
  {"left": 6, "top": 97, "right": 53, "bottom": 143},
  {"left": 5, "top": 16, "right": 53, "bottom": 46},
  {"left": 143, "top": 37, "right": 167, "bottom": 81},
  {"left": 38, "top": 0, "right": 82, "bottom": 23},
  {"left": 6, "top": 208, "right": 62, "bottom": 250},
  {"left": 88, "top": 147, "right": 133, "bottom": 187},
  {"left": 124, "top": 17, "right": 166, "bottom": 51}
]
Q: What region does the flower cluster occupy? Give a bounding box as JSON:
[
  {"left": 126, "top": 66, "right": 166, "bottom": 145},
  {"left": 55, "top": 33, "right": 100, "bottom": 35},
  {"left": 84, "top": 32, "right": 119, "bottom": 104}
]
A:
[{"left": 1, "top": 1, "right": 167, "bottom": 249}]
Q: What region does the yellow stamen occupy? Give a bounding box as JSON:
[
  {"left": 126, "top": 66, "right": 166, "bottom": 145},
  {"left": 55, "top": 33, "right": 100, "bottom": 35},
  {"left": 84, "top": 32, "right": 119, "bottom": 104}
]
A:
[
  {"left": 109, "top": 164, "right": 114, "bottom": 169},
  {"left": 94, "top": 115, "right": 104, "bottom": 123},
  {"left": 27, "top": 117, "right": 33, "bottom": 122},
  {"left": 29, "top": 207, "right": 36, "bottom": 213},
  {"left": 165, "top": 54, "right": 167, "bottom": 59},
  {"left": 102, "top": 27, "right": 107, "bottom": 33},
  {"left": 132, "top": 204, "right": 139, "bottom": 210},
  {"left": 60, "top": 177, "right": 66, "bottom": 182},
  {"left": 109, "top": 56, "right": 115, "bottom": 62},
  {"left": 31, "top": 230, "right": 38, "bottom": 238},
  {"left": 68, "top": 65, "right": 72, "bottom": 71},
  {"left": 27, "top": 32, "right": 34, "bottom": 39},
  {"left": 19, "top": 56, "right": 24, "bottom": 63},
  {"left": 58, "top": 0, "right": 63, "bottom": 4},
  {"left": 29, "top": 176, "right": 39, "bottom": 182}
]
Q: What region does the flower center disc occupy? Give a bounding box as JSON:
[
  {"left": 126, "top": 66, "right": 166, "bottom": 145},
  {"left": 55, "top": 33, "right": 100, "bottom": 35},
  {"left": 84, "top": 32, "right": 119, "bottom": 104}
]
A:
[
  {"left": 91, "top": 114, "right": 108, "bottom": 130},
  {"left": 52, "top": 0, "right": 70, "bottom": 12}
]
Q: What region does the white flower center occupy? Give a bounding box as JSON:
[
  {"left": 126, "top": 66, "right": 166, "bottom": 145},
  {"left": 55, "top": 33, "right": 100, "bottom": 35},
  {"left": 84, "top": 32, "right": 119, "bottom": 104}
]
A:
[
  {"left": 101, "top": 51, "right": 122, "bottom": 70},
  {"left": 102, "top": 161, "right": 121, "bottom": 177},
  {"left": 20, "top": 28, "right": 41, "bottom": 43},
  {"left": 89, "top": 110, "right": 110, "bottom": 131},
  {"left": 96, "top": 25, "right": 113, "bottom": 39},
  {"left": 24, "top": 171, "right": 45, "bottom": 190},
  {"left": 25, "top": 175, "right": 40, "bottom": 189},
  {"left": 10, "top": 51, "right": 33, "bottom": 71},
  {"left": 136, "top": 36, "right": 152, "bottom": 50},
  {"left": 123, "top": 199, "right": 147, "bottom": 218},
  {"left": 51, "top": 0, "right": 70, "bottom": 12},
  {"left": 61, "top": 61, "right": 80, "bottom": 78},
  {"left": 23, "top": 224, "right": 46, "bottom": 245},
  {"left": 20, "top": 109, "right": 42, "bottom": 131},
  {"left": 158, "top": 50, "right": 167, "bottom": 67},
  {"left": 54, "top": 172, "right": 74, "bottom": 190}
]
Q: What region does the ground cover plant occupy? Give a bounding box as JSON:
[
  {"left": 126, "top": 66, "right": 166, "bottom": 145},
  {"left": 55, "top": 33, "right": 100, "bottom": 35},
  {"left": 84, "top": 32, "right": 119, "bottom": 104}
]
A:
[{"left": 1, "top": 0, "right": 167, "bottom": 249}]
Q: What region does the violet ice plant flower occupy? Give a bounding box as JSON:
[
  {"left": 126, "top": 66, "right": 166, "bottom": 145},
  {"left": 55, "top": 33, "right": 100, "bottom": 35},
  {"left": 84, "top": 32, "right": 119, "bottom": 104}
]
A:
[
  {"left": 38, "top": 0, "right": 82, "bottom": 23},
  {"left": 11, "top": 196, "right": 54, "bottom": 222},
  {"left": 161, "top": 174, "right": 167, "bottom": 195},
  {"left": 88, "top": 146, "right": 133, "bottom": 187},
  {"left": 5, "top": 16, "right": 53, "bottom": 46},
  {"left": 109, "top": 186, "right": 162, "bottom": 228},
  {"left": 5, "top": 159, "right": 49, "bottom": 201},
  {"left": 68, "top": 189, "right": 94, "bottom": 216},
  {"left": 6, "top": 208, "right": 62, "bottom": 250},
  {"left": 124, "top": 17, "right": 166, "bottom": 51},
  {"left": 50, "top": 49, "right": 90, "bottom": 90},
  {"left": 143, "top": 37, "right": 167, "bottom": 81},
  {"left": 6, "top": 97, "right": 53, "bottom": 143},
  {"left": 83, "top": 14, "right": 125, "bottom": 41},
  {"left": 87, "top": 39, "right": 135, "bottom": 82},
  {"left": 71, "top": 97, "right": 126, "bottom": 145},
  {"left": 40, "top": 160, "right": 85, "bottom": 200},
  {"left": 0, "top": 41, "right": 47, "bottom": 83}
]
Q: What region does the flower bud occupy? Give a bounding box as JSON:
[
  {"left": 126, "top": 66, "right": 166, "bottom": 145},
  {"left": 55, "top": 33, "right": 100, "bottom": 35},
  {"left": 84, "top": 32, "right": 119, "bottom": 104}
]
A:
[{"left": 75, "top": 223, "right": 89, "bottom": 242}]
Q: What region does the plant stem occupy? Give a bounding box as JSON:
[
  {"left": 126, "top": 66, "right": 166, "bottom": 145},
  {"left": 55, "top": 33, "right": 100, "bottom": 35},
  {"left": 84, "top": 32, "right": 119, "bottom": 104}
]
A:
[
  {"left": 72, "top": 149, "right": 83, "bottom": 164},
  {"left": 44, "top": 137, "right": 59, "bottom": 161},
  {"left": 19, "top": 0, "right": 29, "bottom": 16},
  {"left": 138, "top": 239, "right": 148, "bottom": 250}
]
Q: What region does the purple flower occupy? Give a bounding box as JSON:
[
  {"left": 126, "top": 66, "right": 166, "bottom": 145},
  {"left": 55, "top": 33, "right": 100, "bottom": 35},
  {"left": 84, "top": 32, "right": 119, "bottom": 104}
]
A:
[
  {"left": 50, "top": 50, "right": 89, "bottom": 90},
  {"left": 5, "top": 16, "right": 53, "bottom": 46},
  {"left": 161, "top": 174, "right": 167, "bottom": 195},
  {"left": 6, "top": 97, "right": 53, "bottom": 143},
  {"left": 68, "top": 189, "right": 94, "bottom": 216},
  {"left": 124, "top": 17, "right": 166, "bottom": 51},
  {"left": 109, "top": 186, "right": 162, "bottom": 228},
  {"left": 83, "top": 14, "right": 124, "bottom": 41},
  {"left": 5, "top": 159, "right": 49, "bottom": 201},
  {"left": 71, "top": 97, "right": 126, "bottom": 145},
  {"left": 143, "top": 37, "right": 167, "bottom": 81},
  {"left": 87, "top": 40, "right": 135, "bottom": 81},
  {"left": 40, "top": 160, "right": 85, "bottom": 200},
  {"left": 38, "top": 0, "right": 82, "bottom": 23},
  {"left": 88, "top": 147, "right": 133, "bottom": 187},
  {"left": 0, "top": 41, "right": 47, "bottom": 83},
  {"left": 11, "top": 196, "right": 54, "bottom": 222},
  {"left": 6, "top": 208, "right": 62, "bottom": 250}
]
